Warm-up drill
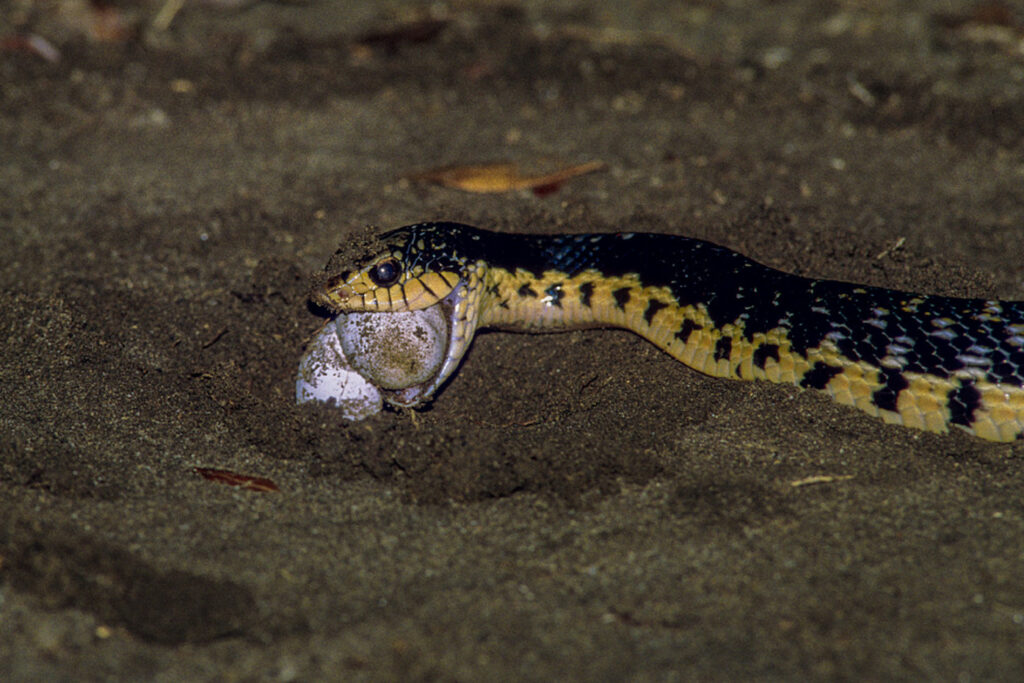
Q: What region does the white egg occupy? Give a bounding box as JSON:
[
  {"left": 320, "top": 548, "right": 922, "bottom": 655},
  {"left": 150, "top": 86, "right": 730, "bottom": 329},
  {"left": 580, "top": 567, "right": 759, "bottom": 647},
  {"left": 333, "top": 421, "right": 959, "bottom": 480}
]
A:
[
  {"left": 336, "top": 307, "right": 449, "bottom": 391},
  {"left": 296, "top": 323, "right": 383, "bottom": 420},
  {"left": 296, "top": 306, "right": 450, "bottom": 421}
]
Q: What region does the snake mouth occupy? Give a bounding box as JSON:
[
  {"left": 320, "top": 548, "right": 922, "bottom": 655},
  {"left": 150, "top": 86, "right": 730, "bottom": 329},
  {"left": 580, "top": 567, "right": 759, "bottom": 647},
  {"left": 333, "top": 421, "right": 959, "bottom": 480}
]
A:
[
  {"left": 312, "top": 276, "right": 450, "bottom": 314},
  {"left": 379, "top": 282, "right": 473, "bottom": 409}
]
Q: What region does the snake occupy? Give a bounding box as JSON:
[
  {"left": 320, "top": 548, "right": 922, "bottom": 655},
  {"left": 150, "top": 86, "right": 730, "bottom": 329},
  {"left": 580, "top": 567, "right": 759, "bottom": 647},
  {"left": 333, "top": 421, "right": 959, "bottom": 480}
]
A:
[{"left": 310, "top": 222, "right": 1024, "bottom": 442}]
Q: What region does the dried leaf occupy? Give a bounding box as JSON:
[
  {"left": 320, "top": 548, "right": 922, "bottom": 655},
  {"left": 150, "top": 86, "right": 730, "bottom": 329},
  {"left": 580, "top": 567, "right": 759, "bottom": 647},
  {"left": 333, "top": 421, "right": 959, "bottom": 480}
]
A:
[
  {"left": 357, "top": 19, "right": 449, "bottom": 52},
  {"left": 789, "top": 474, "right": 854, "bottom": 488},
  {"left": 194, "top": 467, "right": 280, "bottom": 492},
  {"left": 410, "top": 160, "right": 605, "bottom": 194}
]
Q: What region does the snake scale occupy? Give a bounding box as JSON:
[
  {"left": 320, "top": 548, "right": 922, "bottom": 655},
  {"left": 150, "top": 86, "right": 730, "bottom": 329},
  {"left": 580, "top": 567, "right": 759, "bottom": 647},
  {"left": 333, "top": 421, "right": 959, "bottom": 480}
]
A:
[{"left": 311, "top": 222, "right": 1024, "bottom": 442}]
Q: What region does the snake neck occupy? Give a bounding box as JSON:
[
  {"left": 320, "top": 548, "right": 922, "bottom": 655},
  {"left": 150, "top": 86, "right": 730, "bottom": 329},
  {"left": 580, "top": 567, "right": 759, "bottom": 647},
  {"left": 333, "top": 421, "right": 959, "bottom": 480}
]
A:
[
  {"left": 476, "top": 234, "right": 755, "bottom": 371},
  {"left": 475, "top": 232, "right": 793, "bottom": 387},
  {"left": 475, "top": 231, "right": 768, "bottom": 339},
  {"left": 479, "top": 257, "right": 694, "bottom": 333}
]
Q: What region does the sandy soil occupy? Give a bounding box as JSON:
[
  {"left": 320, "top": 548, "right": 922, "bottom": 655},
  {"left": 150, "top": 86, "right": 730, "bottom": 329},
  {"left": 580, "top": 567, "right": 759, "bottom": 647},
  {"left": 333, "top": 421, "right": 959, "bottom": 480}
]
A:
[{"left": 3, "top": 0, "right": 1024, "bottom": 679}]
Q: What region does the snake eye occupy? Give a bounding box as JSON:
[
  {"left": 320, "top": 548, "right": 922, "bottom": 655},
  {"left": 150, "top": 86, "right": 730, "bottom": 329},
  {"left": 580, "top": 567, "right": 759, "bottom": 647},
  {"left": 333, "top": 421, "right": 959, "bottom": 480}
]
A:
[{"left": 368, "top": 258, "right": 402, "bottom": 286}]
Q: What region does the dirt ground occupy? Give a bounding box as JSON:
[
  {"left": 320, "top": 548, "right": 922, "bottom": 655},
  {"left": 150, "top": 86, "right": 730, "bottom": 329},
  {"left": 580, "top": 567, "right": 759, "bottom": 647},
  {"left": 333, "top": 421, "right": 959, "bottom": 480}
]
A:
[{"left": 3, "top": 0, "right": 1024, "bottom": 679}]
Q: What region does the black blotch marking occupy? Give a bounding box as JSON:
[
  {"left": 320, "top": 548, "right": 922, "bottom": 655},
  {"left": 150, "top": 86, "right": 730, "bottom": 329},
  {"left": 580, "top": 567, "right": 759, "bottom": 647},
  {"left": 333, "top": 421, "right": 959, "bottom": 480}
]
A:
[
  {"left": 871, "top": 368, "right": 910, "bottom": 413},
  {"left": 800, "top": 362, "right": 843, "bottom": 390},
  {"left": 544, "top": 283, "right": 564, "bottom": 308},
  {"left": 989, "top": 360, "right": 1021, "bottom": 383},
  {"left": 579, "top": 282, "right": 594, "bottom": 308},
  {"left": 517, "top": 284, "right": 538, "bottom": 298},
  {"left": 675, "top": 319, "right": 702, "bottom": 344},
  {"left": 613, "top": 287, "right": 631, "bottom": 310},
  {"left": 714, "top": 337, "right": 732, "bottom": 362},
  {"left": 643, "top": 299, "right": 668, "bottom": 325},
  {"left": 948, "top": 380, "right": 982, "bottom": 428},
  {"left": 752, "top": 344, "right": 780, "bottom": 369}
]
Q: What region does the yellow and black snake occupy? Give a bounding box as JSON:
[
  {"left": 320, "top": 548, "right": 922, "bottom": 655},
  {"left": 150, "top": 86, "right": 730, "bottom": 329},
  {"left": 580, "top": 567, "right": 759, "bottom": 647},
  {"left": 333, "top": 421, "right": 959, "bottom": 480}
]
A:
[{"left": 311, "top": 222, "right": 1024, "bottom": 442}]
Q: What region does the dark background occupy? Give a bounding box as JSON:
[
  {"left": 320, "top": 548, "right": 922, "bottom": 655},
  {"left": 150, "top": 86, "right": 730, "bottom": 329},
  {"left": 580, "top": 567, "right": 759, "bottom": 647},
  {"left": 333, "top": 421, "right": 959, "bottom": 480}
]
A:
[{"left": 2, "top": 0, "right": 1024, "bottom": 678}]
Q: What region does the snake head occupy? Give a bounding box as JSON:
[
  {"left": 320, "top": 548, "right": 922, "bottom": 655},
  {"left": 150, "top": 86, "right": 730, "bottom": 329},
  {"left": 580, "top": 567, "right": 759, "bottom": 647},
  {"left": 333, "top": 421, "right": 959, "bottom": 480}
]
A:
[{"left": 311, "top": 224, "right": 472, "bottom": 314}]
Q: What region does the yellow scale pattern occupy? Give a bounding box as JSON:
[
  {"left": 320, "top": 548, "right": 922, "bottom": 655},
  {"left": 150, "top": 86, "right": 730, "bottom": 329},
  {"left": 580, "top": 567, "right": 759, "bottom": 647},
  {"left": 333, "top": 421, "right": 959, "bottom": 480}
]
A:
[{"left": 479, "top": 266, "right": 1024, "bottom": 442}]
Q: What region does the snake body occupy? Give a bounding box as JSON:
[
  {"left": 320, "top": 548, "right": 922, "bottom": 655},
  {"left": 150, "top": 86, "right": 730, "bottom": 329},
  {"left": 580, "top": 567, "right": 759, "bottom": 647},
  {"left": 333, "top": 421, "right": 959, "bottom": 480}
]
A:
[{"left": 312, "top": 222, "right": 1024, "bottom": 442}]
